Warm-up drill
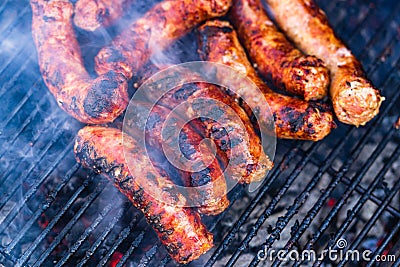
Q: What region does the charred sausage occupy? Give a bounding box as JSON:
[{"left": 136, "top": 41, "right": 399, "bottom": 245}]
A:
[
  {"left": 94, "top": 0, "right": 232, "bottom": 80},
  {"left": 74, "top": 126, "right": 213, "bottom": 264},
  {"left": 229, "top": 0, "right": 330, "bottom": 101},
  {"left": 125, "top": 102, "right": 230, "bottom": 215},
  {"left": 30, "top": 0, "right": 129, "bottom": 124},
  {"left": 197, "top": 20, "right": 335, "bottom": 141},
  {"left": 265, "top": 0, "right": 384, "bottom": 126},
  {"left": 136, "top": 64, "right": 273, "bottom": 184},
  {"left": 73, "top": 0, "right": 133, "bottom": 31}
]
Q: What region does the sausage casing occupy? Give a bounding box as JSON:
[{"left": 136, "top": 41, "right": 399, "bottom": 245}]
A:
[
  {"left": 197, "top": 20, "right": 336, "bottom": 141},
  {"left": 265, "top": 0, "right": 384, "bottom": 126},
  {"left": 74, "top": 126, "right": 213, "bottom": 264},
  {"left": 73, "top": 0, "right": 133, "bottom": 31},
  {"left": 125, "top": 102, "right": 230, "bottom": 215},
  {"left": 136, "top": 64, "right": 273, "bottom": 184},
  {"left": 94, "top": 0, "right": 232, "bottom": 80},
  {"left": 229, "top": 0, "right": 329, "bottom": 100},
  {"left": 30, "top": 0, "right": 129, "bottom": 124}
]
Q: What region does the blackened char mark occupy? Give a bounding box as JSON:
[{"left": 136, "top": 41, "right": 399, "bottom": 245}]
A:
[
  {"left": 190, "top": 168, "right": 212, "bottom": 187},
  {"left": 83, "top": 71, "right": 126, "bottom": 119},
  {"left": 279, "top": 106, "right": 306, "bottom": 133},
  {"left": 172, "top": 83, "right": 198, "bottom": 101},
  {"left": 179, "top": 132, "right": 197, "bottom": 159}
]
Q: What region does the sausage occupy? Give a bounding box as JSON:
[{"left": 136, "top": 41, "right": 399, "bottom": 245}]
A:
[
  {"left": 94, "top": 0, "right": 233, "bottom": 80},
  {"left": 73, "top": 0, "right": 133, "bottom": 31},
  {"left": 74, "top": 126, "right": 213, "bottom": 264},
  {"left": 265, "top": 0, "right": 384, "bottom": 126},
  {"left": 229, "top": 0, "right": 330, "bottom": 101},
  {"left": 197, "top": 20, "right": 336, "bottom": 141},
  {"left": 136, "top": 64, "right": 273, "bottom": 184},
  {"left": 30, "top": 0, "right": 129, "bottom": 124},
  {"left": 125, "top": 102, "right": 230, "bottom": 215}
]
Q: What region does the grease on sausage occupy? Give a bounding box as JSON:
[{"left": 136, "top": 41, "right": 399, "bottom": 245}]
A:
[
  {"left": 197, "top": 20, "right": 335, "bottom": 141},
  {"left": 265, "top": 0, "right": 384, "bottom": 126},
  {"left": 74, "top": 126, "right": 213, "bottom": 264},
  {"left": 229, "top": 0, "right": 330, "bottom": 100}
]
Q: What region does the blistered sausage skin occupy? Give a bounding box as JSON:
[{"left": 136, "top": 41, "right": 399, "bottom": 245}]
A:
[
  {"left": 74, "top": 126, "right": 213, "bottom": 264},
  {"left": 94, "top": 0, "right": 232, "bottom": 80},
  {"left": 74, "top": 0, "right": 133, "bottom": 31},
  {"left": 229, "top": 0, "right": 329, "bottom": 101},
  {"left": 126, "top": 102, "right": 230, "bottom": 216},
  {"left": 197, "top": 20, "right": 335, "bottom": 141},
  {"left": 265, "top": 0, "right": 384, "bottom": 126},
  {"left": 30, "top": 0, "right": 129, "bottom": 124},
  {"left": 136, "top": 64, "right": 273, "bottom": 184}
]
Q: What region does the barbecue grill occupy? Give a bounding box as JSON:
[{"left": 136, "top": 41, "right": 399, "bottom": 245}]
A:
[{"left": 1, "top": 0, "right": 399, "bottom": 266}]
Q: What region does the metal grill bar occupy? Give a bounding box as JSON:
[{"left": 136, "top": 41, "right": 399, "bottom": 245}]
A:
[
  {"left": 336, "top": 178, "right": 400, "bottom": 266},
  {"left": 392, "top": 251, "right": 400, "bottom": 267},
  {"left": 0, "top": 5, "right": 29, "bottom": 42},
  {"left": 15, "top": 170, "right": 93, "bottom": 266},
  {"left": 224, "top": 141, "right": 332, "bottom": 267},
  {"left": 287, "top": 77, "right": 400, "bottom": 267},
  {"left": 0, "top": 80, "right": 46, "bottom": 132},
  {"left": 97, "top": 216, "right": 142, "bottom": 267},
  {"left": 305, "top": 157, "right": 400, "bottom": 217},
  {"left": 116, "top": 231, "right": 149, "bottom": 267},
  {"left": 0, "top": 114, "right": 66, "bottom": 177},
  {"left": 0, "top": 42, "right": 32, "bottom": 78},
  {"left": 4, "top": 163, "right": 80, "bottom": 253},
  {"left": 31, "top": 180, "right": 108, "bottom": 267},
  {"left": 204, "top": 144, "right": 302, "bottom": 266},
  {"left": 0, "top": 119, "right": 69, "bottom": 205},
  {"left": 340, "top": 175, "right": 400, "bottom": 217},
  {"left": 116, "top": 231, "right": 146, "bottom": 267},
  {"left": 230, "top": 18, "right": 400, "bottom": 264},
  {"left": 137, "top": 244, "right": 158, "bottom": 267},
  {"left": 0, "top": 102, "right": 65, "bottom": 166},
  {"left": 365, "top": 221, "right": 400, "bottom": 267},
  {"left": 0, "top": 141, "right": 74, "bottom": 240},
  {"left": 274, "top": 128, "right": 399, "bottom": 267},
  {"left": 156, "top": 175, "right": 246, "bottom": 265},
  {"left": 0, "top": 53, "right": 36, "bottom": 99},
  {"left": 0, "top": 0, "right": 398, "bottom": 266},
  {"left": 76, "top": 203, "right": 130, "bottom": 267},
  {"left": 330, "top": 3, "right": 371, "bottom": 37},
  {"left": 54, "top": 202, "right": 115, "bottom": 267},
  {"left": 230, "top": 71, "right": 399, "bottom": 267},
  {"left": 205, "top": 1, "right": 399, "bottom": 264}
]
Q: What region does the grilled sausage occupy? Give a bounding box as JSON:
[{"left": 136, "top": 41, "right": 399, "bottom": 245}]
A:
[
  {"left": 265, "top": 0, "right": 384, "bottom": 126},
  {"left": 74, "top": 126, "right": 213, "bottom": 264},
  {"left": 30, "top": 0, "right": 129, "bottom": 124},
  {"left": 229, "top": 0, "right": 330, "bottom": 101},
  {"left": 73, "top": 0, "right": 133, "bottom": 31},
  {"left": 94, "top": 0, "right": 232, "bottom": 80},
  {"left": 197, "top": 20, "right": 335, "bottom": 141},
  {"left": 125, "top": 102, "right": 230, "bottom": 215},
  {"left": 136, "top": 64, "right": 273, "bottom": 184}
]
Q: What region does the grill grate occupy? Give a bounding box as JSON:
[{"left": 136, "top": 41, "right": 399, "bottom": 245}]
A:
[{"left": 0, "top": 0, "right": 399, "bottom": 266}]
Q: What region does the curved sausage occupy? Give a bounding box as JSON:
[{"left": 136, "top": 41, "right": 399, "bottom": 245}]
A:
[
  {"left": 30, "top": 0, "right": 129, "bottom": 124},
  {"left": 94, "top": 0, "right": 233, "bottom": 80},
  {"left": 126, "top": 102, "right": 230, "bottom": 215},
  {"left": 73, "top": 0, "right": 133, "bottom": 31},
  {"left": 74, "top": 126, "right": 213, "bottom": 264},
  {"left": 229, "top": 0, "right": 330, "bottom": 101},
  {"left": 136, "top": 64, "right": 273, "bottom": 184},
  {"left": 197, "top": 20, "right": 336, "bottom": 141},
  {"left": 265, "top": 0, "right": 384, "bottom": 126}
]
